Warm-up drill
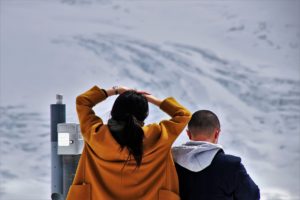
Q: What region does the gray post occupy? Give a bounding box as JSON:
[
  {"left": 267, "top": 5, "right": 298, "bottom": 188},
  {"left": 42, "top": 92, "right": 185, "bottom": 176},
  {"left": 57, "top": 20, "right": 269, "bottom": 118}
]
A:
[
  {"left": 62, "top": 155, "right": 80, "bottom": 198},
  {"left": 57, "top": 123, "right": 83, "bottom": 199},
  {"left": 51, "top": 94, "right": 65, "bottom": 200}
]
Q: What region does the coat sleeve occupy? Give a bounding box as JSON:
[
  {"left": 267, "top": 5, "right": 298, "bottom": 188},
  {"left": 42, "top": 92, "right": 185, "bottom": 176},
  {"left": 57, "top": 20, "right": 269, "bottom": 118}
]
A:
[
  {"left": 233, "top": 162, "right": 260, "bottom": 200},
  {"left": 147, "top": 97, "right": 191, "bottom": 146},
  {"left": 76, "top": 86, "right": 107, "bottom": 143}
]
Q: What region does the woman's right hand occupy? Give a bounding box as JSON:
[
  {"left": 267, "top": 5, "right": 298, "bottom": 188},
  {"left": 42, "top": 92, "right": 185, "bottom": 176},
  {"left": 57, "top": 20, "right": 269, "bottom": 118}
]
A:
[
  {"left": 143, "top": 94, "right": 162, "bottom": 107},
  {"left": 134, "top": 89, "right": 162, "bottom": 107}
]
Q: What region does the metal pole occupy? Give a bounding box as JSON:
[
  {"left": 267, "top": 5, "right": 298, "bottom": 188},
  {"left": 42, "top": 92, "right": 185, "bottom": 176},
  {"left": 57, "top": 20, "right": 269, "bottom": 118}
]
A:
[
  {"left": 62, "top": 155, "right": 80, "bottom": 198},
  {"left": 57, "top": 123, "right": 83, "bottom": 199},
  {"left": 51, "top": 94, "right": 65, "bottom": 200}
]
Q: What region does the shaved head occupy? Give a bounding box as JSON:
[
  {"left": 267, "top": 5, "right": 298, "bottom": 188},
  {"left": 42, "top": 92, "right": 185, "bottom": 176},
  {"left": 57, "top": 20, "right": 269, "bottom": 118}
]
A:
[{"left": 188, "top": 110, "right": 220, "bottom": 136}]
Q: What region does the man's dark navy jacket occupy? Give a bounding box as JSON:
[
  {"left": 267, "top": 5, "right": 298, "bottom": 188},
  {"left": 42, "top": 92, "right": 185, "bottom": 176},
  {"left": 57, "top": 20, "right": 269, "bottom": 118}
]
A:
[{"left": 175, "top": 150, "right": 260, "bottom": 200}]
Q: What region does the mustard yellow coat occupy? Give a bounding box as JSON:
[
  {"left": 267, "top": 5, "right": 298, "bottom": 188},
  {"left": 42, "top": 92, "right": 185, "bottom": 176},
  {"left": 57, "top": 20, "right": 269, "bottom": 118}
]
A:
[{"left": 66, "top": 86, "right": 191, "bottom": 200}]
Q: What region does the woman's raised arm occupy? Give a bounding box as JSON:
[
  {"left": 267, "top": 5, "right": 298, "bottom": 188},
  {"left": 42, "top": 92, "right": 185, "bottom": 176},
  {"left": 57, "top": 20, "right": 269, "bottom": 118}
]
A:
[
  {"left": 76, "top": 85, "right": 131, "bottom": 142},
  {"left": 143, "top": 93, "right": 191, "bottom": 146}
]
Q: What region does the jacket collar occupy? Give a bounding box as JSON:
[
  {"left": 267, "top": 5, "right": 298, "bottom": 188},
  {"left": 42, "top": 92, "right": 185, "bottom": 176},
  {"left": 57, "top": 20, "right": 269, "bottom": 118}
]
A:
[{"left": 172, "top": 141, "right": 223, "bottom": 172}]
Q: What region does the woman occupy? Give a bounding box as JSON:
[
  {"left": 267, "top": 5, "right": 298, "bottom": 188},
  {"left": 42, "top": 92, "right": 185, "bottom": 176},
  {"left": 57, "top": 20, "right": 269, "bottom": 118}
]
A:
[{"left": 66, "top": 85, "right": 191, "bottom": 200}]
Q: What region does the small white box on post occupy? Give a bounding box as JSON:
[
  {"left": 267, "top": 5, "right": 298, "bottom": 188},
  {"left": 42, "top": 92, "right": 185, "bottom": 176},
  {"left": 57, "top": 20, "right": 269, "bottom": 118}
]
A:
[{"left": 57, "top": 123, "right": 83, "bottom": 155}]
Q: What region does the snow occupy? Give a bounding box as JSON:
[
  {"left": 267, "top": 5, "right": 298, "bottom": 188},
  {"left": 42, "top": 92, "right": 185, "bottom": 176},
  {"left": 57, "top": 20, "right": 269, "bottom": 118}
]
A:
[{"left": 0, "top": 0, "right": 299, "bottom": 199}]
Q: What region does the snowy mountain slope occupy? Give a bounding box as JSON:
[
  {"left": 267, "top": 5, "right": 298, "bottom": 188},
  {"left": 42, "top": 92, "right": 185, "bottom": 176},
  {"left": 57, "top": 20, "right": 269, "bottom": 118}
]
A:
[{"left": 0, "top": 0, "right": 299, "bottom": 199}]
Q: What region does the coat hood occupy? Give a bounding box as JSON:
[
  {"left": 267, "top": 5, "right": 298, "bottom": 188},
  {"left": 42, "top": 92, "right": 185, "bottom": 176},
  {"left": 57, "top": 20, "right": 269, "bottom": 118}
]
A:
[{"left": 172, "top": 141, "right": 222, "bottom": 172}]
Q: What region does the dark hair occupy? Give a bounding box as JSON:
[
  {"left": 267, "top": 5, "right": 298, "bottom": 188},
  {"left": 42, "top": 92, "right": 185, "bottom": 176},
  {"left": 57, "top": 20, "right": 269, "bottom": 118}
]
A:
[
  {"left": 188, "top": 110, "right": 220, "bottom": 135},
  {"left": 108, "top": 91, "right": 148, "bottom": 168}
]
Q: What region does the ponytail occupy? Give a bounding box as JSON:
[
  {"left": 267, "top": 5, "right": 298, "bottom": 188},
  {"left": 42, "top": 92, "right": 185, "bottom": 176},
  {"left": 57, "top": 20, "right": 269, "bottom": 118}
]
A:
[
  {"left": 108, "top": 115, "right": 144, "bottom": 167},
  {"left": 124, "top": 115, "right": 144, "bottom": 167},
  {"left": 108, "top": 91, "right": 148, "bottom": 168}
]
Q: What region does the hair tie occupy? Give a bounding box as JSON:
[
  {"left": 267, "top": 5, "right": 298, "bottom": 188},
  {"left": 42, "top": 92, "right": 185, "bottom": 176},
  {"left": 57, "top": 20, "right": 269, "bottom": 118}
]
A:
[{"left": 132, "top": 115, "right": 145, "bottom": 127}]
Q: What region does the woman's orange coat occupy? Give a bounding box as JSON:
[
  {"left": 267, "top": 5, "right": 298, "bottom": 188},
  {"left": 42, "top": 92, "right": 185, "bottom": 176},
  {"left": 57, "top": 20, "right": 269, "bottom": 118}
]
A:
[{"left": 66, "top": 86, "right": 191, "bottom": 200}]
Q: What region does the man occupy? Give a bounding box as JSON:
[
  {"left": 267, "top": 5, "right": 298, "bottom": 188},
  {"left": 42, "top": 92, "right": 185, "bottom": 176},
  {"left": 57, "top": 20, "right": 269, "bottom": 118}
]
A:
[{"left": 172, "top": 110, "right": 260, "bottom": 200}]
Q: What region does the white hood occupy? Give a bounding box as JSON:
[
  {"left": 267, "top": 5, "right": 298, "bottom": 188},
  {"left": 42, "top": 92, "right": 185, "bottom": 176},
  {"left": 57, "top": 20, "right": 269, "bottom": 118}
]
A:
[{"left": 172, "top": 141, "right": 223, "bottom": 172}]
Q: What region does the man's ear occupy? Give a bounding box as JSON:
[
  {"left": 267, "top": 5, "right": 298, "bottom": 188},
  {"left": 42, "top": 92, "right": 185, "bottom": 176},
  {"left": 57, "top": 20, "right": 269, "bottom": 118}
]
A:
[
  {"left": 186, "top": 130, "right": 192, "bottom": 140},
  {"left": 214, "top": 129, "right": 220, "bottom": 143}
]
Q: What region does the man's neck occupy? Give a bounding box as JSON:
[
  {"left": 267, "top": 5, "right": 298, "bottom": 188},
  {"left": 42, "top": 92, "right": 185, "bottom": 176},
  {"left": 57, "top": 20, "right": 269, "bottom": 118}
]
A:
[{"left": 190, "top": 137, "right": 216, "bottom": 144}]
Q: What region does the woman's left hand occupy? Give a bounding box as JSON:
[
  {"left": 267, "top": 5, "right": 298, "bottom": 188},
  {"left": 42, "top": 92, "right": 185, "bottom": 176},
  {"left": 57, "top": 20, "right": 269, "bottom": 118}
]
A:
[{"left": 117, "top": 86, "right": 132, "bottom": 94}]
